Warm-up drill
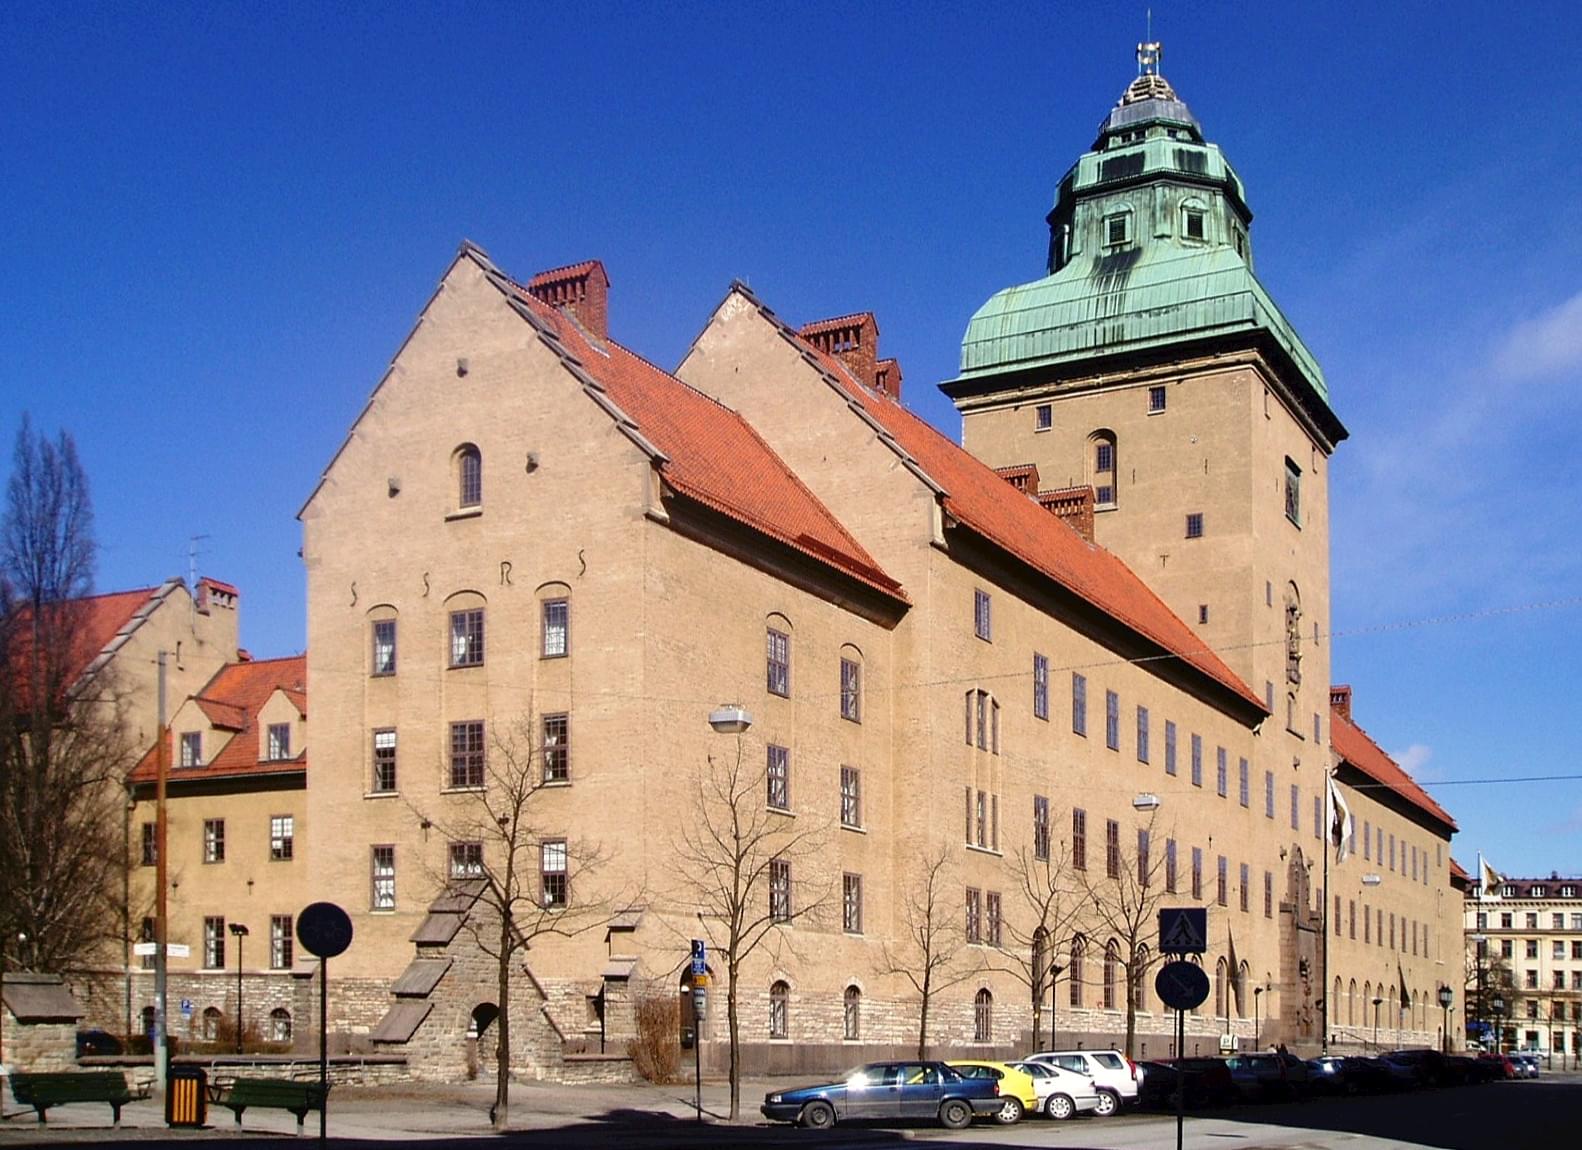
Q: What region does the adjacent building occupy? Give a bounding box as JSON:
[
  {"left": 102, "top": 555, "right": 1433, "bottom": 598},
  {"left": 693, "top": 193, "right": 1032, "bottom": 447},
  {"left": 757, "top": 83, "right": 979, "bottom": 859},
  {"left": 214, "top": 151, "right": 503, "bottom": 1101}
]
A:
[{"left": 1464, "top": 870, "right": 1582, "bottom": 1060}]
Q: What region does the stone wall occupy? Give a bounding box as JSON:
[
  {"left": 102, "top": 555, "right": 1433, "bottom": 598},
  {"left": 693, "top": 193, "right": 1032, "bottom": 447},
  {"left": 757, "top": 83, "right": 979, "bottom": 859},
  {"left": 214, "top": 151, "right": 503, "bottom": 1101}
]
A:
[{"left": 1, "top": 1014, "right": 76, "bottom": 1073}]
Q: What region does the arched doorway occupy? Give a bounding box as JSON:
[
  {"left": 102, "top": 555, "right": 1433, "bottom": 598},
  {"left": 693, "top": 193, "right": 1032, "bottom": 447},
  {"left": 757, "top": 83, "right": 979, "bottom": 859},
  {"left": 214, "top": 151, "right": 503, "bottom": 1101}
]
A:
[{"left": 468, "top": 1002, "right": 500, "bottom": 1079}]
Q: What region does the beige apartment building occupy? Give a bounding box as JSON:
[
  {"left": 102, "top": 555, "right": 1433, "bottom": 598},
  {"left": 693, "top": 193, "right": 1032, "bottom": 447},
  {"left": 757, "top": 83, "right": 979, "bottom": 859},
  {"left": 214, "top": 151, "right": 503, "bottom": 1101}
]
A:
[{"left": 1466, "top": 872, "right": 1582, "bottom": 1061}]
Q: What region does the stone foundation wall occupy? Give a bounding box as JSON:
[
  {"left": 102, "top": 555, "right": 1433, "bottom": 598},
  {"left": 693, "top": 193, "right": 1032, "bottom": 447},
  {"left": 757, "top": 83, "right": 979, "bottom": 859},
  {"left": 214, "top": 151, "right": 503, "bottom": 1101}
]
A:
[{"left": 1, "top": 1015, "right": 76, "bottom": 1072}]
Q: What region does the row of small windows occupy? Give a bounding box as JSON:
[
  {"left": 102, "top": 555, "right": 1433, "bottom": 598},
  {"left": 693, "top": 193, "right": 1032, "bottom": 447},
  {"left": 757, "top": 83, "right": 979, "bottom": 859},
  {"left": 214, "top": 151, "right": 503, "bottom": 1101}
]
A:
[
  {"left": 170, "top": 914, "right": 298, "bottom": 972},
  {"left": 1034, "top": 387, "right": 1168, "bottom": 438},
  {"left": 145, "top": 1003, "right": 295, "bottom": 1044},
  {"left": 1478, "top": 910, "right": 1582, "bottom": 931},
  {"left": 369, "top": 600, "right": 569, "bottom": 676},
  {"left": 1492, "top": 884, "right": 1582, "bottom": 900},
  {"left": 141, "top": 816, "right": 293, "bottom": 866},
  {"left": 765, "top": 982, "right": 997, "bottom": 1043},
  {"left": 1336, "top": 898, "right": 1434, "bottom": 959},
  {"left": 364, "top": 715, "right": 571, "bottom": 796},
  {"left": 1353, "top": 818, "right": 1436, "bottom": 887},
  {"left": 369, "top": 839, "right": 569, "bottom": 912},
  {"left": 176, "top": 723, "right": 293, "bottom": 768},
  {"left": 764, "top": 625, "right": 864, "bottom": 724},
  {"left": 1101, "top": 204, "right": 1210, "bottom": 250}
]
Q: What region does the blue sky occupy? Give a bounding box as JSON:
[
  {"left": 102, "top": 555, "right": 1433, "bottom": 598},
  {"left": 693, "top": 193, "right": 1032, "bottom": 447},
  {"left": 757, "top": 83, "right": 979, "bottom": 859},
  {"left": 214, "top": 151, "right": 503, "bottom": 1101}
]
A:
[{"left": 2, "top": 3, "right": 1578, "bottom": 875}]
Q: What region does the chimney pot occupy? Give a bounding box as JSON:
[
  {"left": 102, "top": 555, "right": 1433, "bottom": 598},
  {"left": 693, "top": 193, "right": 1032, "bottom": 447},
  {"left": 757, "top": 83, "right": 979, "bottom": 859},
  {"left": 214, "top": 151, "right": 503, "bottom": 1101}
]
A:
[{"left": 527, "top": 260, "right": 610, "bottom": 342}]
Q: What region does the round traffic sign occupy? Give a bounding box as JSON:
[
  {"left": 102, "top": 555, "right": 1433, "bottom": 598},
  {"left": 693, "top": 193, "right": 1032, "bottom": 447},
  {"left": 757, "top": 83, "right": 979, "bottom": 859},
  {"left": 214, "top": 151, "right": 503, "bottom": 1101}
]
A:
[
  {"left": 296, "top": 901, "right": 354, "bottom": 958},
  {"left": 1154, "top": 959, "right": 1210, "bottom": 1011}
]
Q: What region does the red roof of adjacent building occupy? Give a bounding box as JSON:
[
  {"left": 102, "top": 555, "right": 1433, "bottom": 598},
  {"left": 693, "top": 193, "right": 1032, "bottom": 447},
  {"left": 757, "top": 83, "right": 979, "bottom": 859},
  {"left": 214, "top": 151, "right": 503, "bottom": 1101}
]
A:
[
  {"left": 469, "top": 249, "right": 908, "bottom": 605},
  {"left": 3, "top": 584, "right": 171, "bottom": 709},
  {"left": 1330, "top": 709, "right": 1458, "bottom": 832},
  {"left": 129, "top": 655, "right": 306, "bottom": 784},
  {"left": 1449, "top": 858, "right": 1471, "bottom": 882}
]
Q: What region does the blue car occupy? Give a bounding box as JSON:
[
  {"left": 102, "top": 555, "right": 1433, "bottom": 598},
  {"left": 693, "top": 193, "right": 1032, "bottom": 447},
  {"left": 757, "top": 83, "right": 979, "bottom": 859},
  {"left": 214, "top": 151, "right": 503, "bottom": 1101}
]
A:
[{"left": 761, "top": 1060, "right": 1005, "bottom": 1129}]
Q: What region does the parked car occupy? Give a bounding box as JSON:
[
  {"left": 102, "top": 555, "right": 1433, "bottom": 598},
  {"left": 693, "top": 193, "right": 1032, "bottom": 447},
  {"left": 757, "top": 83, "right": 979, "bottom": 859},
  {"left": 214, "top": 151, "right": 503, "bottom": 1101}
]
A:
[
  {"left": 761, "top": 1061, "right": 1004, "bottom": 1130},
  {"left": 1382, "top": 1048, "right": 1450, "bottom": 1087},
  {"left": 1338, "top": 1056, "right": 1399, "bottom": 1094},
  {"left": 1442, "top": 1054, "right": 1485, "bottom": 1085},
  {"left": 1475, "top": 1051, "right": 1516, "bottom": 1080},
  {"left": 1136, "top": 1058, "right": 1238, "bottom": 1108},
  {"left": 1224, "top": 1053, "right": 1306, "bottom": 1101},
  {"left": 1306, "top": 1056, "right": 1349, "bottom": 1095},
  {"left": 74, "top": 1028, "right": 125, "bottom": 1057},
  {"left": 1511, "top": 1053, "right": 1541, "bottom": 1078},
  {"left": 946, "top": 1061, "right": 1032, "bottom": 1124},
  {"left": 1024, "top": 1049, "right": 1139, "bottom": 1116},
  {"left": 1007, "top": 1059, "right": 1102, "bottom": 1119}
]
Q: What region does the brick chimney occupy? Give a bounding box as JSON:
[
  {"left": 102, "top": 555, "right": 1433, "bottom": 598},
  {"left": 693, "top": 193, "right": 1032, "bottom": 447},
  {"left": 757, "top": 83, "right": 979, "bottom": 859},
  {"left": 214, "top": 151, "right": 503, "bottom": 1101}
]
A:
[
  {"left": 195, "top": 577, "right": 239, "bottom": 616},
  {"left": 994, "top": 463, "right": 1042, "bottom": 496},
  {"left": 874, "top": 357, "right": 903, "bottom": 401},
  {"left": 1037, "top": 485, "right": 1096, "bottom": 542},
  {"left": 800, "top": 313, "right": 880, "bottom": 395},
  {"left": 527, "top": 260, "right": 610, "bottom": 341},
  {"left": 1329, "top": 684, "right": 1352, "bottom": 721}
]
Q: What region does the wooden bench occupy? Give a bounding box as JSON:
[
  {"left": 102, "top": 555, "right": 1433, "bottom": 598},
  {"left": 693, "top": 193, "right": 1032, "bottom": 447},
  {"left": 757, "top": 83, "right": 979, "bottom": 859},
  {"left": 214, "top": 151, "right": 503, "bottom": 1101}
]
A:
[
  {"left": 7, "top": 1071, "right": 138, "bottom": 1123},
  {"left": 213, "top": 1077, "right": 329, "bottom": 1131}
]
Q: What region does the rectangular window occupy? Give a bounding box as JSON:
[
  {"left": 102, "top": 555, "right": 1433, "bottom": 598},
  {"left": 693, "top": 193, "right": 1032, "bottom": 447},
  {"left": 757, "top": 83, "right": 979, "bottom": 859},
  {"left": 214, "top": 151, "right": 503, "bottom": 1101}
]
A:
[
  {"left": 1165, "top": 839, "right": 1178, "bottom": 893},
  {"left": 141, "top": 821, "right": 157, "bottom": 866},
  {"left": 1238, "top": 757, "right": 1249, "bottom": 807},
  {"left": 1191, "top": 734, "right": 1203, "bottom": 786},
  {"left": 965, "top": 887, "right": 982, "bottom": 944},
  {"left": 769, "top": 858, "right": 792, "bottom": 923},
  {"left": 449, "top": 608, "right": 484, "bottom": 667},
  {"left": 840, "top": 658, "right": 862, "bottom": 722},
  {"left": 766, "top": 629, "right": 790, "bottom": 696},
  {"left": 1215, "top": 746, "right": 1228, "bottom": 797},
  {"left": 372, "top": 728, "right": 397, "bottom": 793},
  {"left": 1363, "top": 819, "right": 1371, "bottom": 860},
  {"left": 180, "top": 731, "right": 202, "bottom": 768},
  {"left": 1198, "top": 604, "right": 1209, "bottom": 624},
  {"left": 766, "top": 744, "right": 790, "bottom": 810},
  {"left": 1349, "top": 899, "right": 1356, "bottom": 938},
  {"left": 449, "top": 721, "right": 485, "bottom": 788},
  {"left": 1136, "top": 706, "right": 1150, "bottom": 762},
  {"left": 1164, "top": 720, "right": 1177, "bottom": 775},
  {"left": 1239, "top": 863, "right": 1250, "bottom": 912},
  {"left": 1217, "top": 856, "right": 1228, "bottom": 907},
  {"left": 842, "top": 873, "right": 863, "bottom": 934},
  {"left": 541, "top": 839, "right": 569, "bottom": 908},
  {"left": 203, "top": 818, "right": 225, "bottom": 864},
  {"left": 1184, "top": 209, "right": 1205, "bottom": 240},
  {"left": 1035, "top": 403, "right": 1052, "bottom": 430},
  {"left": 542, "top": 713, "right": 569, "bottom": 782},
  {"left": 986, "top": 891, "right": 1002, "bottom": 947},
  {"left": 1314, "top": 712, "right": 1322, "bottom": 744},
  {"left": 1314, "top": 796, "right": 1323, "bottom": 840},
  {"left": 449, "top": 841, "right": 483, "bottom": 878},
  {"left": 204, "top": 916, "right": 225, "bottom": 969},
  {"left": 974, "top": 589, "right": 992, "bottom": 641},
  {"left": 270, "top": 915, "right": 294, "bottom": 970},
  {"left": 372, "top": 845, "right": 396, "bottom": 909},
  {"left": 1365, "top": 905, "right": 1372, "bottom": 944},
  {"left": 267, "top": 722, "right": 291, "bottom": 761},
  {"left": 1390, "top": 834, "right": 1397, "bottom": 871},
  {"left": 1185, "top": 512, "right": 1204, "bottom": 539},
  {"left": 1072, "top": 808, "right": 1087, "bottom": 870},
  {"left": 270, "top": 814, "right": 294, "bottom": 861},
  {"left": 1526, "top": 939, "right": 1539, "bottom": 959},
  {"left": 1105, "top": 819, "right": 1120, "bottom": 879},
  {"left": 1106, "top": 213, "right": 1127, "bottom": 246},
  {"left": 1137, "top": 829, "right": 1150, "bottom": 886},
  {"left": 371, "top": 619, "right": 396, "bottom": 675},
  {"left": 1072, "top": 673, "right": 1087, "bottom": 736},
  {"left": 1033, "top": 654, "right": 1049, "bottom": 720},
  {"left": 1285, "top": 458, "right": 1302, "bottom": 526},
  {"left": 1265, "top": 771, "right": 1275, "bottom": 819},
  {"left": 840, "top": 766, "right": 862, "bottom": 829},
  {"left": 1105, "top": 690, "right": 1120, "bottom": 751},
  {"left": 541, "top": 598, "right": 569, "bottom": 658},
  {"left": 1148, "top": 384, "right": 1167, "bottom": 412},
  {"left": 1266, "top": 871, "right": 1275, "bottom": 918},
  {"left": 1033, "top": 795, "right": 1050, "bottom": 861},
  {"left": 1191, "top": 847, "right": 1203, "bottom": 900},
  {"left": 139, "top": 917, "right": 155, "bottom": 969},
  {"left": 1291, "top": 784, "right": 1301, "bottom": 831}
]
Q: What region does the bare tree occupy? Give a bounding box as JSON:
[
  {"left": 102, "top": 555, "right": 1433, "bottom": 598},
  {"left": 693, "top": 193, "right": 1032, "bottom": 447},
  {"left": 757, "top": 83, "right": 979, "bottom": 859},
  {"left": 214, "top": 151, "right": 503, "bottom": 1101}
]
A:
[
  {"left": 1077, "top": 814, "right": 1170, "bottom": 1057},
  {"left": 672, "top": 739, "right": 831, "bottom": 1121},
  {"left": 989, "top": 840, "right": 1085, "bottom": 1050},
  {"left": 878, "top": 844, "right": 982, "bottom": 1058},
  {"left": 0, "top": 417, "right": 133, "bottom": 972},
  {"left": 407, "top": 711, "right": 617, "bottom": 1131}
]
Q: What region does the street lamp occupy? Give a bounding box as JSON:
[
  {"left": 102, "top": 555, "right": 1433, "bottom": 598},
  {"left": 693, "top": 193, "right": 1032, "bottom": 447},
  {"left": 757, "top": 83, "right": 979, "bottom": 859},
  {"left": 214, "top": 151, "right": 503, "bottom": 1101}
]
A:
[
  {"left": 1371, "top": 996, "right": 1384, "bottom": 1050},
  {"left": 228, "top": 923, "right": 250, "bottom": 1054},
  {"left": 0, "top": 932, "right": 27, "bottom": 1072},
  {"left": 1253, "top": 985, "right": 1264, "bottom": 1049},
  {"left": 1438, "top": 986, "right": 1453, "bottom": 1054},
  {"left": 1132, "top": 793, "right": 1161, "bottom": 812}
]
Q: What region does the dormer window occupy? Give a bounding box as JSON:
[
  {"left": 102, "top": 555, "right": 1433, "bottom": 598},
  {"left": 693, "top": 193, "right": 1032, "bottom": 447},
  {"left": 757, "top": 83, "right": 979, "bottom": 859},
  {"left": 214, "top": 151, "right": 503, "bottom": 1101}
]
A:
[
  {"left": 1183, "top": 207, "right": 1206, "bottom": 241},
  {"left": 1105, "top": 212, "right": 1131, "bottom": 247}
]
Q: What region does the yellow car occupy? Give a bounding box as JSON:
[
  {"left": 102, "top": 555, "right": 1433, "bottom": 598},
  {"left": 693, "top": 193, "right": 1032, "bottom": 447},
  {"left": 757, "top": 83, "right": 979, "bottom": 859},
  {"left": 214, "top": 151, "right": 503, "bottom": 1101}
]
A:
[{"left": 946, "top": 1060, "right": 1035, "bottom": 1124}]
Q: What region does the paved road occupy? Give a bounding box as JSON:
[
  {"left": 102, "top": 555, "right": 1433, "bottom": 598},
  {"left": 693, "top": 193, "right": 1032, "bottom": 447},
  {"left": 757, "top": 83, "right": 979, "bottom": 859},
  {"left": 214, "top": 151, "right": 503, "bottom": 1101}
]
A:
[{"left": 1, "top": 1075, "right": 1572, "bottom": 1148}]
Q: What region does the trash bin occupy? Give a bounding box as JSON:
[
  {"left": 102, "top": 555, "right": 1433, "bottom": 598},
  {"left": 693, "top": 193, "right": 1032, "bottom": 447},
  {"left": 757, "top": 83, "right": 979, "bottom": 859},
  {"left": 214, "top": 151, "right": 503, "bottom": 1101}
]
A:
[{"left": 166, "top": 1064, "right": 208, "bottom": 1127}]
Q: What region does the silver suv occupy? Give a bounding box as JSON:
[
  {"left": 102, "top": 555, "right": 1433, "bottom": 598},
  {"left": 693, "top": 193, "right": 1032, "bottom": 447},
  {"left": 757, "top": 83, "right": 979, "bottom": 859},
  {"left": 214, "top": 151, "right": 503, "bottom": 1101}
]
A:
[{"left": 1025, "top": 1049, "right": 1139, "bottom": 1116}]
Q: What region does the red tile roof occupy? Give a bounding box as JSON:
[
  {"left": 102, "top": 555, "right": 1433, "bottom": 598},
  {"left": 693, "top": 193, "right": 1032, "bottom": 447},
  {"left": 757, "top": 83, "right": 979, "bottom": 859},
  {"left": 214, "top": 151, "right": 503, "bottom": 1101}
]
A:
[
  {"left": 3, "top": 584, "right": 168, "bottom": 708},
  {"left": 799, "top": 312, "right": 877, "bottom": 337},
  {"left": 527, "top": 259, "right": 608, "bottom": 287},
  {"left": 467, "top": 249, "right": 908, "bottom": 605},
  {"left": 1449, "top": 858, "right": 1471, "bottom": 882},
  {"left": 129, "top": 655, "right": 307, "bottom": 784},
  {"left": 1331, "top": 709, "right": 1458, "bottom": 832},
  {"left": 732, "top": 286, "right": 1263, "bottom": 713}
]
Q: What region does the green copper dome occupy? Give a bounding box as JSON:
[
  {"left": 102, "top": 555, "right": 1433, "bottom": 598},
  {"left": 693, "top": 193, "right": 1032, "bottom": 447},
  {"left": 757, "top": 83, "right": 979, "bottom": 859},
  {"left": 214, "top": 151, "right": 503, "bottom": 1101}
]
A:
[{"left": 954, "top": 50, "right": 1337, "bottom": 425}]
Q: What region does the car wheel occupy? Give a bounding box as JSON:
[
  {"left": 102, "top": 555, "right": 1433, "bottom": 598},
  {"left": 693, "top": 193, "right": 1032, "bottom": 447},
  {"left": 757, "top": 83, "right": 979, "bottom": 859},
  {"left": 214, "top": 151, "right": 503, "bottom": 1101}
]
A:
[
  {"left": 1046, "top": 1093, "right": 1075, "bottom": 1120},
  {"left": 799, "top": 1101, "right": 836, "bottom": 1130},
  {"left": 1094, "top": 1088, "right": 1119, "bottom": 1117},
  {"left": 994, "top": 1097, "right": 1024, "bottom": 1125},
  {"left": 938, "top": 1099, "right": 973, "bottom": 1130}
]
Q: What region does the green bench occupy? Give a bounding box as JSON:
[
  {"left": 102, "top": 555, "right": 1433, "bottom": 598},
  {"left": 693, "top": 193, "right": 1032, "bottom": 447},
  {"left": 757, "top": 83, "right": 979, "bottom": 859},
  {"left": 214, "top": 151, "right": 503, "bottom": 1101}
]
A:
[
  {"left": 213, "top": 1076, "right": 330, "bottom": 1131},
  {"left": 7, "top": 1070, "right": 139, "bottom": 1123}
]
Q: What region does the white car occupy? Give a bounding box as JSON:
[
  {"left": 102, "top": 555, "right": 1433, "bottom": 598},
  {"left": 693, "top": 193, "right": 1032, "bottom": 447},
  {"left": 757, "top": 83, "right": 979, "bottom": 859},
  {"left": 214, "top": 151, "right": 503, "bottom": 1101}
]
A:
[
  {"left": 1025, "top": 1049, "right": 1140, "bottom": 1116},
  {"left": 1009, "top": 1059, "right": 1103, "bottom": 1120}
]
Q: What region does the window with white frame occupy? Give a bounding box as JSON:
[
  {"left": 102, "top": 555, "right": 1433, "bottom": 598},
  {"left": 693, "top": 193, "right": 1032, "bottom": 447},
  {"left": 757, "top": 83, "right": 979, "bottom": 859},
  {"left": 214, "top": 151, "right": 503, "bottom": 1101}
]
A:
[
  {"left": 541, "top": 839, "right": 569, "bottom": 907},
  {"left": 766, "top": 745, "right": 790, "bottom": 811},
  {"left": 372, "top": 729, "right": 397, "bottom": 793},
  {"left": 840, "top": 766, "right": 862, "bottom": 829},
  {"left": 267, "top": 723, "right": 291, "bottom": 761},
  {"left": 541, "top": 598, "right": 569, "bottom": 658},
  {"left": 843, "top": 986, "right": 861, "bottom": 1040},
  {"left": 1033, "top": 795, "right": 1050, "bottom": 861},
  {"left": 450, "top": 608, "right": 484, "bottom": 667},
  {"left": 180, "top": 732, "right": 202, "bottom": 767},
  {"left": 270, "top": 814, "right": 294, "bottom": 861},
  {"left": 769, "top": 980, "right": 789, "bottom": 1038},
  {"left": 842, "top": 873, "right": 863, "bottom": 934},
  {"left": 542, "top": 713, "right": 569, "bottom": 782},
  {"left": 769, "top": 858, "right": 792, "bottom": 923},
  {"left": 450, "top": 841, "right": 484, "bottom": 879},
  {"left": 840, "top": 657, "right": 862, "bottom": 722},
  {"left": 203, "top": 818, "right": 225, "bottom": 863},
  {"left": 766, "top": 628, "right": 790, "bottom": 696},
  {"left": 371, "top": 845, "right": 396, "bottom": 909},
  {"left": 1035, "top": 403, "right": 1052, "bottom": 430},
  {"left": 270, "top": 914, "right": 294, "bottom": 969},
  {"left": 204, "top": 916, "right": 226, "bottom": 968},
  {"left": 371, "top": 618, "right": 396, "bottom": 675}
]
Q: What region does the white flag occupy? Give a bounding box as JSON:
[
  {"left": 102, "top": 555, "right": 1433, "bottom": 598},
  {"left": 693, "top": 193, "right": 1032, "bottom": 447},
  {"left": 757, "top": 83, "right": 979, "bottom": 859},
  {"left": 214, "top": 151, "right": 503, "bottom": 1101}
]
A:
[
  {"left": 1481, "top": 855, "right": 1502, "bottom": 894},
  {"left": 1327, "top": 773, "right": 1353, "bottom": 864}
]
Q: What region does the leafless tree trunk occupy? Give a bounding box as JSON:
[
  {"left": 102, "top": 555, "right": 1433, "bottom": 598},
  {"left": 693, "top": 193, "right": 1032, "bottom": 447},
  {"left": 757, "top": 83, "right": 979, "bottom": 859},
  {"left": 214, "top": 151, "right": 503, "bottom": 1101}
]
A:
[
  {"left": 408, "top": 711, "right": 618, "bottom": 1132},
  {"left": 0, "top": 417, "right": 132, "bottom": 973},
  {"left": 989, "top": 842, "right": 1084, "bottom": 1050},
  {"left": 1078, "top": 812, "right": 1170, "bottom": 1058},
  {"left": 878, "top": 844, "right": 980, "bottom": 1058},
  {"left": 672, "top": 739, "right": 831, "bottom": 1121}
]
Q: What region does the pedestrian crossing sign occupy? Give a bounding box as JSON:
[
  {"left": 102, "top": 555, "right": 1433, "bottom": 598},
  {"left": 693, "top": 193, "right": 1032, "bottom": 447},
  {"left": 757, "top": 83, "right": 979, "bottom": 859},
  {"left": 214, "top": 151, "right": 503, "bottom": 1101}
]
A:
[{"left": 1158, "top": 907, "right": 1208, "bottom": 954}]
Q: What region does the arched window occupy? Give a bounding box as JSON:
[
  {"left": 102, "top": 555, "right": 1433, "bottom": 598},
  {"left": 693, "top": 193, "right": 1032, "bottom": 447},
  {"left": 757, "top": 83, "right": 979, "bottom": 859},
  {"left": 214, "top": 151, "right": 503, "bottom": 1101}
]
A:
[
  {"left": 201, "top": 1006, "right": 223, "bottom": 1041},
  {"left": 1180, "top": 198, "right": 1208, "bottom": 243},
  {"left": 768, "top": 980, "right": 789, "bottom": 1039},
  {"left": 974, "top": 988, "right": 993, "bottom": 1042},
  {"left": 1237, "top": 962, "right": 1250, "bottom": 1019},
  {"left": 1033, "top": 927, "right": 1051, "bottom": 1005},
  {"left": 455, "top": 444, "right": 482, "bottom": 509},
  {"left": 843, "top": 986, "right": 861, "bottom": 1041},
  {"left": 1103, "top": 942, "right": 1119, "bottom": 1010},
  {"left": 1348, "top": 979, "right": 1357, "bottom": 1027},
  {"left": 140, "top": 1005, "right": 155, "bottom": 1040},
  {"left": 1069, "top": 937, "right": 1085, "bottom": 1008},
  {"left": 1189, "top": 953, "right": 1203, "bottom": 1015},
  {"left": 1133, "top": 945, "right": 1151, "bottom": 1011},
  {"left": 1215, "top": 958, "right": 1228, "bottom": 1019},
  {"left": 1333, "top": 977, "right": 1343, "bottom": 1030},
  {"left": 269, "top": 1008, "right": 292, "bottom": 1042},
  {"left": 1089, "top": 431, "right": 1118, "bottom": 509}
]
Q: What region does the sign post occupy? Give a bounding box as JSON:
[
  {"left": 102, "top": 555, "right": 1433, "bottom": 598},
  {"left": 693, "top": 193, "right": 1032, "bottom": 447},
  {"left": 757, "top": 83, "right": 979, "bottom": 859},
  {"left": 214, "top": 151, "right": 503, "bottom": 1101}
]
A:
[
  {"left": 297, "top": 903, "right": 353, "bottom": 1149},
  {"left": 690, "top": 940, "right": 707, "bottom": 1124},
  {"left": 1156, "top": 908, "right": 1210, "bottom": 1150}
]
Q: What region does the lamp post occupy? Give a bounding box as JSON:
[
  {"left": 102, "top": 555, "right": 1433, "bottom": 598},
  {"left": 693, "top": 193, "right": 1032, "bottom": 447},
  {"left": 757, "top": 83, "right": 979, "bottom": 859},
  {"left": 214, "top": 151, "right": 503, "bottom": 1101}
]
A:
[
  {"left": 1491, "top": 995, "right": 1505, "bottom": 1054},
  {"left": 1371, "top": 996, "right": 1384, "bottom": 1051},
  {"left": 1438, "top": 986, "right": 1453, "bottom": 1054},
  {"left": 1, "top": 931, "right": 26, "bottom": 1073},
  {"left": 1254, "top": 985, "right": 1264, "bottom": 1050},
  {"left": 228, "top": 923, "right": 250, "bottom": 1054}
]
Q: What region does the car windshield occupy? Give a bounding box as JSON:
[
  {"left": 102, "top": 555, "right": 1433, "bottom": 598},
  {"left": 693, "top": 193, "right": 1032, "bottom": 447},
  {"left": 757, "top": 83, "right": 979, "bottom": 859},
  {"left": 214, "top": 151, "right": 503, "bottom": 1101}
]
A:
[
  {"left": 1093, "top": 1053, "right": 1125, "bottom": 1069},
  {"left": 1014, "top": 1062, "right": 1052, "bottom": 1078}
]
